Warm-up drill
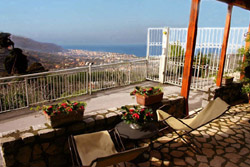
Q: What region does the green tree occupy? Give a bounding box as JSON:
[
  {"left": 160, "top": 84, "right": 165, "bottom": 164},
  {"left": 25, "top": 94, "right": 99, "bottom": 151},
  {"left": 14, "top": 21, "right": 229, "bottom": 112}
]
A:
[
  {"left": 4, "top": 48, "right": 28, "bottom": 74},
  {"left": 0, "top": 32, "right": 14, "bottom": 49}
]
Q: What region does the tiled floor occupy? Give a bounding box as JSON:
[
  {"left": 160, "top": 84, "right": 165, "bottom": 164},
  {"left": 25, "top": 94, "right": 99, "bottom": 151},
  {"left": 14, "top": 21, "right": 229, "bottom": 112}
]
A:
[{"left": 127, "top": 103, "right": 250, "bottom": 167}]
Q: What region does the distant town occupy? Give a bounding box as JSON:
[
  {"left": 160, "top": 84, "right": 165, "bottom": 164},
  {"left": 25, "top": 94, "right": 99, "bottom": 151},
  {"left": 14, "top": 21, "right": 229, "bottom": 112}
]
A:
[{"left": 55, "top": 49, "right": 140, "bottom": 69}]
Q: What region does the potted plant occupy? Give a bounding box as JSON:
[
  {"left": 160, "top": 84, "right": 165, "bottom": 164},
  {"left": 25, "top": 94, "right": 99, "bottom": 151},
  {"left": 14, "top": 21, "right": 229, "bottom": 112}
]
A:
[
  {"left": 221, "top": 76, "right": 234, "bottom": 85},
  {"left": 121, "top": 106, "right": 154, "bottom": 129},
  {"left": 42, "top": 100, "right": 86, "bottom": 128},
  {"left": 242, "top": 83, "right": 250, "bottom": 103},
  {"left": 130, "top": 86, "right": 163, "bottom": 106}
]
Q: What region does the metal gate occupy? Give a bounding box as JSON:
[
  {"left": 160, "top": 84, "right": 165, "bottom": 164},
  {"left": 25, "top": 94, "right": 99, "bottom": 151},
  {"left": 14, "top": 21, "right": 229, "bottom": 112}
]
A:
[{"left": 146, "top": 27, "right": 248, "bottom": 90}]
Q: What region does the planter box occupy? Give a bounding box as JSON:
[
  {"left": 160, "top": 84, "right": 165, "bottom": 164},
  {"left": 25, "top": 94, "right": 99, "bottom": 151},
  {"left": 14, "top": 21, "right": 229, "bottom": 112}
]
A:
[
  {"left": 44, "top": 109, "right": 84, "bottom": 128},
  {"left": 222, "top": 77, "right": 234, "bottom": 86},
  {"left": 136, "top": 92, "right": 163, "bottom": 106}
]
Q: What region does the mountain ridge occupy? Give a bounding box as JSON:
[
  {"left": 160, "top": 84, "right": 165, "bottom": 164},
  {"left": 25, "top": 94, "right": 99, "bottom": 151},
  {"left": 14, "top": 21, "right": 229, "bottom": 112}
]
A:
[{"left": 11, "top": 35, "right": 64, "bottom": 53}]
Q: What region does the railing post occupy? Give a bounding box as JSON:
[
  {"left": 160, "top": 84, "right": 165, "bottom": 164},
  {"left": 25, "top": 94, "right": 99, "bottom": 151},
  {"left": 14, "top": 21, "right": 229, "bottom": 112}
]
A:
[
  {"left": 159, "top": 27, "right": 170, "bottom": 83},
  {"left": 88, "top": 64, "right": 92, "bottom": 95},
  {"left": 24, "top": 77, "right": 29, "bottom": 107},
  {"left": 128, "top": 62, "right": 131, "bottom": 84},
  {"left": 145, "top": 60, "right": 148, "bottom": 79}
]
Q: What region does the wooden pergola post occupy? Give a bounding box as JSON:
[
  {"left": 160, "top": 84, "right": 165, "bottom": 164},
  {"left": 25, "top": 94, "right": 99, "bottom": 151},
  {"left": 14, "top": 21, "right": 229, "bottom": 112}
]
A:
[
  {"left": 180, "top": 0, "right": 200, "bottom": 116},
  {"left": 240, "top": 22, "right": 250, "bottom": 80},
  {"left": 216, "top": 5, "right": 233, "bottom": 86}
]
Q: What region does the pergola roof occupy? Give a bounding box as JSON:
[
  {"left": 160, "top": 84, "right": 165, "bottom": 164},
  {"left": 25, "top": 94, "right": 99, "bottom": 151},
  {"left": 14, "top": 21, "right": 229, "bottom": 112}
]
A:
[{"left": 217, "top": 0, "right": 250, "bottom": 10}]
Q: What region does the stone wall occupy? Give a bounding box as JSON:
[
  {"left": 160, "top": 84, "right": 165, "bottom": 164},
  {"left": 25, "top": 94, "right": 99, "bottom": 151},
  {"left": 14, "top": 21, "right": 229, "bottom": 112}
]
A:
[
  {"left": 0, "top": 96, "right": 185, "bottom": 167},
  {"left": 202, "top": 82, "right": 247, "bottom": 108}
]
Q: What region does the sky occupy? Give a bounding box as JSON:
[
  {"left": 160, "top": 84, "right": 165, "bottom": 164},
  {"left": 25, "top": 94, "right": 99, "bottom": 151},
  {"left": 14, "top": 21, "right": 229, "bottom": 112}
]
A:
[{"left": 0, "top": 0, "right": 249, "bottom": 46}]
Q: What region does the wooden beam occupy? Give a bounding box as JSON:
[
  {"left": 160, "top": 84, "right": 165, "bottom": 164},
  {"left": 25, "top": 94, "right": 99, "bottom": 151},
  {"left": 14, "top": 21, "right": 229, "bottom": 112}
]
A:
[
  {"left": 216, "top": 5, "right": 233, "bottom": 87},
  {"left": 217, "top": 0, "right": 250, "bottom": 11},
  {"left": 240, "top": 22, "right": 250, "bottom": 80},
  {"left": 181, "top": 0, "right": 200, "bottom": 116}
]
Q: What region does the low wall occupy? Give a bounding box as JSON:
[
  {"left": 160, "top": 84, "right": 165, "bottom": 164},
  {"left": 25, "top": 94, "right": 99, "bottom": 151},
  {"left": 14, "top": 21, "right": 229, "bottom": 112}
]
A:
[
  {"left": 202, "top": 82, "right": 247, "bottom": 108},
  {"left": 0, "top": 96, "right": 185, "bottom": 167}
]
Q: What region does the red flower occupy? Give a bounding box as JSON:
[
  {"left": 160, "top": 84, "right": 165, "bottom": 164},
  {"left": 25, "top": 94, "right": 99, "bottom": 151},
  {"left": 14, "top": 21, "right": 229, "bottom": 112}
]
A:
[
  {"left": 61, "top": 103, "right": 67, "bottom": 108},
  {"left": 143, "top": 89, "right": 146, "bottom": 92},
  {"left": 149, "top": 88, "right": 153, "bottom": 91},
  {"left": 48, "top": 106, "right": 53, "bottom": 109},
  {"left": 66, "top": 107, "right": 73, "bottom": 112},
  {"left": 132, "top": 113, "right": 140, "bottom": 120},
  {"left": 144, "top": 93, "right": 147, "bottom": 96},
  {"left": 80, "top": 106, "right": 85, "bottom": 110},
  {"left": 73, "top": 102, "right": 78, "bottom": 106},
  {"left": 129, "top": 109, "right": 134, "bottom": 113},
  {"left": 140, "top": 108, "right": 145, "bottom": 112},
  {"left": 124, "top": 113, "right": 127, "bottom": 116}
]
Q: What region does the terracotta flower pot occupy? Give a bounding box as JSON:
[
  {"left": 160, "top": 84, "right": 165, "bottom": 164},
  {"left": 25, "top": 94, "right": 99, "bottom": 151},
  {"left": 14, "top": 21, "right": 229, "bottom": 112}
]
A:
[
  {"left": 221, "top": 77, "right": 234, "bottom": 85},
  {"left": 43, "top": 109, "right": 84, "bottom": 128},
  {"left": 136, "top": 92, "right": 163, "bottom": 106}
]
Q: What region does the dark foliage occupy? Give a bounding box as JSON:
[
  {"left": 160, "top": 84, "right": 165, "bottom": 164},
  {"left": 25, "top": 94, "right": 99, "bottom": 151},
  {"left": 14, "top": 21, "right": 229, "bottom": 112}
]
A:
[
  {"left": 0, "top": 32, "right": 14, "bottom": 49},
  {"left": 27, "top": 62, "right": 47, "bottom": 74},
  {"left": 4, "top": 48, "right": 28, "bottom": 74}
]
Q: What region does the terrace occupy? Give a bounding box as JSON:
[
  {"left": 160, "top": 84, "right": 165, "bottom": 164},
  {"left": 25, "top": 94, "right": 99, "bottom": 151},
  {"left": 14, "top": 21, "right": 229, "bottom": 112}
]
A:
[{"left": 1, "top": 0, "right": 250, "bottom": 166}]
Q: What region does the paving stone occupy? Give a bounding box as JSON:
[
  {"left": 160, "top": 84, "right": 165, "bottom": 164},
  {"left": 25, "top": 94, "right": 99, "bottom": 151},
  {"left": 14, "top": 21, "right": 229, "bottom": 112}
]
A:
[
  {"left": 217, "top": 132, "right": 229, "bottom": 138},
  {"left": 150, "top": 150, "right": 161, "bottom": 159},
  {"left": 215, "top": 134, "right": 223, "bottom": 141},
  {"left": 170, "top": 150, "right": 184, "bottom": 158},
  {"left": 157, "top": 136, "right": 172, "bottom": 143},
  {"left": 225, "top": 161, "right": 238, "bottom": 167},
  {"left": 198, "top": 163, "right": 210, "bottom": 167},
  {"left": 246, "top": 159, "right": 250, "bottom": 165},
  {"left": 210, "top": 156, "right": 226, "bottom": 167},
  {"left": 185, "top": 157, "right": 196, "bottom": 166},
  {"left": 216, "top": 149, "right": 224, "bottom": 155},
  {"left": 202, "top": 148, "right": 215, "bottom": 158},
  {"left": 162, "top": 161, "right": 170, "bottom": 166},
  {"left": 239, "top": 147, "right": 249, "bottom": 155},
  {"left": 218, "top": 141, "right": 229, "bottom": 147},
  {"left": 231, "top": 144, "right": 241, "bottom": 149},
  {"left": 196, "top": 155, "right": 208, "bottom": 163},
  {"left": 224, "top": 153, "right": 242, "bottom": 163},
  {"left": 225, "top": 147, "right": 236, "bottom": 153},
  {"left": 196, "top": 137, "right": 207, "bottom": 143},
  {"left": 203, "top": 143, "right": 213, "bottom": 149},
  {"left": 240, "top": 162, "right": 250, "bottom": 167},
  {"left": 174, "top": 158, "right": 186, "bottom": 166}
]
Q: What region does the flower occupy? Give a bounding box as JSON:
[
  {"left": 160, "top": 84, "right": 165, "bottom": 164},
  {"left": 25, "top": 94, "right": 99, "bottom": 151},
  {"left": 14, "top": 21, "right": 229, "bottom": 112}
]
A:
[
  {"left": 43, "top": 100, "right": 86, "bottom": 116},
  {"left": 121, "top": 105, "right": 153, "bottom": 125},
  {"left": 130, "top": 86, "right": 162, "bottom": 96},
  {"left": 132, "top": 113, "right": 139, "bottom": 120}
]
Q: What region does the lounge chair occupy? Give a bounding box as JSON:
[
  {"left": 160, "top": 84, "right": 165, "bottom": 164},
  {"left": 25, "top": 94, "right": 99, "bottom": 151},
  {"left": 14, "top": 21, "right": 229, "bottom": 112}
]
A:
[
  {"left": 68, "top": 130, "right": 149, "bottom": 167},
  {"left": 156, "top": 97, "right": 230, "bottom": 152}
]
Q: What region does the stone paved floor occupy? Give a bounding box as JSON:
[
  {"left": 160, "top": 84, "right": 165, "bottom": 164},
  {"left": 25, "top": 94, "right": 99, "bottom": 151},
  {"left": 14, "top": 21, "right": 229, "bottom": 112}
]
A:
[{"left": 126, "top": 103, "right": 250, "bottom": 167}]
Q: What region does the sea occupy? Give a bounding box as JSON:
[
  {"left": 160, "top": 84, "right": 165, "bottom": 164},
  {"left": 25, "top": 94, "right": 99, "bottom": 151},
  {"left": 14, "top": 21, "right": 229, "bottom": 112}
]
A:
[{"left": 62, "top": 44, "right": 147, "bottom": 58}]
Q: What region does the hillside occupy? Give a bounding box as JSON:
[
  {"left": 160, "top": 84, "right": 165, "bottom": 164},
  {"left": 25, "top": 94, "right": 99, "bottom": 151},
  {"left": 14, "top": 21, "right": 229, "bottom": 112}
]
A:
[{"left": 12, "top": 35, "right": 64, "bottom": 53}]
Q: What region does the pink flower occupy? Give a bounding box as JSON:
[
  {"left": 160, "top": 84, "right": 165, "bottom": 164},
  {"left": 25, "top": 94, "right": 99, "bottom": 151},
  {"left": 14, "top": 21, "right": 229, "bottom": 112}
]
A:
[
  {"left": 73, "top": 102, "right": 78, "bottom": 106},
  {"left": 80, "top": 106, "right": 84, "bottom": 110},
  {"left": 140, "top": 108, "right": 145, "bottom": 112}
]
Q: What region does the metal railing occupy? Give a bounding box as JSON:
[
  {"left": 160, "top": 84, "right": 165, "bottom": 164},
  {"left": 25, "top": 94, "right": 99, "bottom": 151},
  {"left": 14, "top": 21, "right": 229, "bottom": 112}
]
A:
[
  {"left": 146, "top": 27, "right": 248, "bottom": 90},
  {"left": 0, "top": 60, "right": 147, "bottom": 113}
]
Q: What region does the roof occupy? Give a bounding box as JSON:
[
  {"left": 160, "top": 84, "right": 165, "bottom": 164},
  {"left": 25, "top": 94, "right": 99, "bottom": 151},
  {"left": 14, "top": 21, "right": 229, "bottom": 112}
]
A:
[{"left": 217, "top": 0, "right": 250, "bottom": 10}]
